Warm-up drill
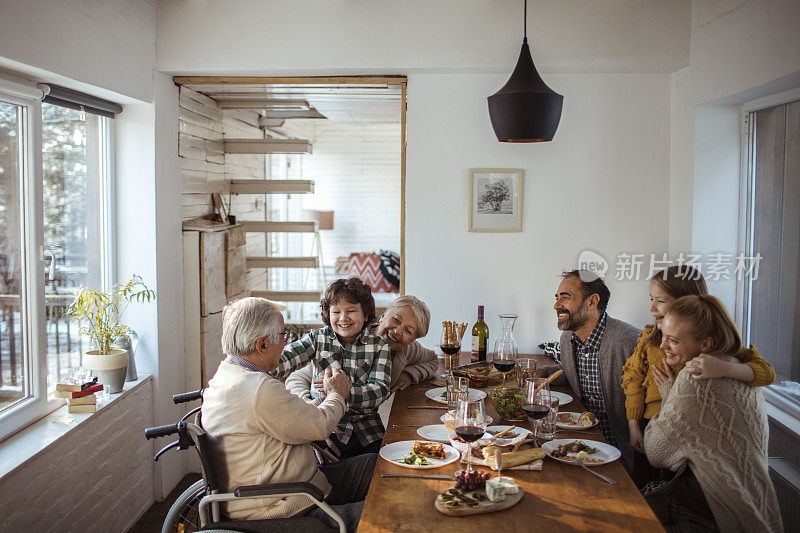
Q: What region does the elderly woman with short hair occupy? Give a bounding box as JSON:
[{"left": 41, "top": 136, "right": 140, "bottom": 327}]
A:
[
  {"left": 201, "top": 297, "right": 376, "bottom": 532},
  {"left": 286, "top": 294, "right": 438, "bottom": 401}
]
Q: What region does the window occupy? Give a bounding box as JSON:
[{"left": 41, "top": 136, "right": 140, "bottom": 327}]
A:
[
  {"left": 0, "top": 79, "right": 115, "bottom": 441},
  {"left": 741, "top": 97, "right": 800, "bottom": 409}
]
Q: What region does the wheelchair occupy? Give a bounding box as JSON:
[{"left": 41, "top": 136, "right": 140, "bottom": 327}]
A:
[{"left": 145, "top": 390, "right": 345, "bottom": 533}]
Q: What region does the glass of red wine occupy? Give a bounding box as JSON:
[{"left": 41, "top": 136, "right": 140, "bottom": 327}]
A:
[
  {"left": 440, "top": 329, "right": 461, "bottom": 377},
  {"left": 454, "top": 397, "right": 487, "bottom": 474},
  {"left": 493, "top": 339, "right": 518, "bottom": 388},
  {"left": 523, "top": 378, "right": 551, "bottom": 444}
]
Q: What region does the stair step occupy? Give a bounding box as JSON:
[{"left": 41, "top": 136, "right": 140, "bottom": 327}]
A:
[
  {"left": 251, "top": 290, "right": 322, "bottom": 302},
  {"left": 242, "top": 221, "right": 317, "bottom": 233},
  {"left": 247, "top": 256, "right": 319, "bottom": 268},
  {"left": 230, "top": 179, "right": 314, "bottom": 194},
  {"left": 224, "top": 139, "right": 312, "bottom": 154}
]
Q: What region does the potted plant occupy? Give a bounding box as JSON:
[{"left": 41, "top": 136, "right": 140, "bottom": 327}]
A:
[{"left": 67, "top": 275, "right": 156, "bottom": 393}]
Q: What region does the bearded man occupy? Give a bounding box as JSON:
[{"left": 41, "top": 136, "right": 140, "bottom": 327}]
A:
[{"left": 545, "top": 270, "right": 640, "bottom": 469}]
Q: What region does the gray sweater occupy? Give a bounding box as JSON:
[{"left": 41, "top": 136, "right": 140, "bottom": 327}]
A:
[{"left": 555, "top": 315, "right": 640, "bottom": 468}]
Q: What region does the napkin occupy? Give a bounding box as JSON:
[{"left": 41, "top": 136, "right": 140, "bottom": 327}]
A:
[{"left": 508, "top": 460, "right": 543, "bottom": 471}]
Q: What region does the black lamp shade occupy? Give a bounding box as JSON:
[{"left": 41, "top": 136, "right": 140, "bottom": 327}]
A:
[{"left": 488, "top": 40, "right": 563, "bottom": 142}]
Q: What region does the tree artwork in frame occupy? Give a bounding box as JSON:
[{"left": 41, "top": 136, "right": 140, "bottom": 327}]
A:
[{"left": 469, "top": 168, "right": 523, "bottom": 232}]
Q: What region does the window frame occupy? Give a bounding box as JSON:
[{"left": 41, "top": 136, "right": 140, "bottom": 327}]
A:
[
  {"left": 0, "top": 83, "right": 48, "bottom": 441},
  {"left": 738, "top": 85, "right": 800, "bottom": 423},
  {"left": 0, "top": 80, "right": 117, "bottom": 442}
]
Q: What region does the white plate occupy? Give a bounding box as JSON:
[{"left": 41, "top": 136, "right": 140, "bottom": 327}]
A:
[
  {"left": 440, "top": 413, "right": 493, "bottom": 427},
  {"left": 542, "top": 439, "right": 621, "bottom": 467},
  {"left": 378, "top": 440, "right": 460, "bottom": 469},
  {"left": 425, "top": 387, "right": 487, "bottom": 404},
  {"left": 485, "top": 425, "right": 533, "bottom": 438},
  {"left": 550, "top": 391, "right": 573, "bottom": 406},
  {"left": 555, "top": 411, "right": 598, "bottom": 429},
  {"left": 416, "top": 424, "right": 451, "bottom": 442}
]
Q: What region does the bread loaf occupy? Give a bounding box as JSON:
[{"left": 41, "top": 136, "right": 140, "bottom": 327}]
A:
[{"left": 484, "top": 447, "right": 545, "bottom": 470}]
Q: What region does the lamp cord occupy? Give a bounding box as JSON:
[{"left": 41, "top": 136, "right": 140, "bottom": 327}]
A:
[{"left": 523, "top": 0, "right": 527, "bottom": 43}]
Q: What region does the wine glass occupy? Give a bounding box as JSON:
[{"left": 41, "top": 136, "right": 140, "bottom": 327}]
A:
[
  {"left": 440, "top": 328, "right": 461, "bottom": 377},
  {"left": 493, "top": 339, "right": 518, "bottom": 388},
  {"left": 523, "top": 378, "right": 551, "bottom": 444},
  {"left": 454, "top": 397, "right": 487, "bottom": 474}
]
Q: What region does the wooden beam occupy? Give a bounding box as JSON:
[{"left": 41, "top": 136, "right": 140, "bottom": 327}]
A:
[
  {"left": 174, "top": 75, "right": 408, "bottom": 86},
  {"left": 246, "top": 256, "right": 319, "bottom": 268},
  {"left": 217, "top": 98, "right": 309, "bottom": 108},
  {"left": 183, "top": 181, "right": 231, "bottom": 194},
  {"left": 242, "top": 221, "right": 317, "bottom": 233},
  {"left": 251, "top": 290, "right": 322, "bottom": 302},
  {"left": 224, "top": 139, "right": 312, "bottom": 154},
  {"left": 230, "top": 179, "right": 314, "bottom": 194},
  {"left": 259, "top": 110, "right": 326, "bottom": 121}
]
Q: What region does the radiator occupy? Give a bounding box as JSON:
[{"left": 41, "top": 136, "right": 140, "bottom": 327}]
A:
[{"left": 769, "top": 457, "right": 800, "bottom": 532}]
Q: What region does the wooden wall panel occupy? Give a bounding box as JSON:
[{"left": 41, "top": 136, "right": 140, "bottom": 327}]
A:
[{"left": 200, "top": 230, "right": 227, "bottom": 316}]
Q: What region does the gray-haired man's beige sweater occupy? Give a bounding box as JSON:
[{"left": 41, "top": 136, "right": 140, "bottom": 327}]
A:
[
  {"left": 644, "top": 361, "right": 782, "bottom": 532},
  {"left": 201, "top": 360, "right": 346, "bottom": 520}
]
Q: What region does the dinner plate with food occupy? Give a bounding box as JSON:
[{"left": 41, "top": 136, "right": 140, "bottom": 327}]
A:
[
  {"left": 379, "top": 440, "right": 460, "bottom": 469},
  {"left": 555, "top": 411, "right": 598, "bottom": 429},
  {"left": 542, "top": 439, "right": 621, "bottom": 466},
  {"left": 425, "top": 387, "right": 487, "bottom": 404}
]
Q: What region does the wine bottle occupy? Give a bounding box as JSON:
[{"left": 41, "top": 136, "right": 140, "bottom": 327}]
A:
[{"left": 471, "top": 305, "right": 489, "bottom": 362}]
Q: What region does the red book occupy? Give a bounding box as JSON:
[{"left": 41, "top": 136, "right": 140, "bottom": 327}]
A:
[{"left": 71, "top": 384, "right": 103, "bottom": 398}]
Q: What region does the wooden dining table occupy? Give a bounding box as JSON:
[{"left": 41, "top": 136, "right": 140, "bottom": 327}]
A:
[{"left": 358, "top": 354, "right": 664, "bottom": 532}]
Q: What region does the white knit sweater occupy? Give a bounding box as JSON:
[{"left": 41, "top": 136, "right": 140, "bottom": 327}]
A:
[
  {"left": 201, "top": 360, "right": 346, "bottom": 520},
  {"left": 644, "top": 361, "right": 782, "bottom": 533}
]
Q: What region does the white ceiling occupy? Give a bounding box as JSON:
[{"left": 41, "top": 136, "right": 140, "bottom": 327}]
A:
[{"left": 184, "top": 83, "right": 402, "bottom": 124}]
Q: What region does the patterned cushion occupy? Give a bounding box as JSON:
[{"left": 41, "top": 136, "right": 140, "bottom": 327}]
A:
[
  {"left": 348, "top": 252, "right": 397, "bottom": 293},
  {"left": 538, "top": 341, "right": 561, "bottom": 364},
  {"left": 378, "top": 250, "right": 400, "bottom": 290}
]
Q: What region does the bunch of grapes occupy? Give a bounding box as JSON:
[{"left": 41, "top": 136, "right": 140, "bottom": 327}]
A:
[{"left": 454, "top": 470, "right": 492, "bottom": 491}]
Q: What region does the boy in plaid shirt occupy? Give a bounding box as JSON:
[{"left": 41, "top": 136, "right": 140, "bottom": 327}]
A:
[{"left": 273, "top": 277, "right": 391, "bottom": 458}]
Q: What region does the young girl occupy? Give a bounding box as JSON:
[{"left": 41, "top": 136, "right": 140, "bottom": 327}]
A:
[
  {"left": 272, "top": 277, "right": 391, "bottom": 458},
  {"left": 643, "top": 295, "right": 781, "bottom": 531},
  {"left": 621, "top": 265, "right": 774, "bottom": 487}
]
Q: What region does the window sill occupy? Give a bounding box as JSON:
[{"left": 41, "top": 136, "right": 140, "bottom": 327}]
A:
[
  {"left": 0, "top": 375, "right": 152, "bottom": 480},
  {"left": 765, "top": 387, "right": 800, "bottom": 438}
]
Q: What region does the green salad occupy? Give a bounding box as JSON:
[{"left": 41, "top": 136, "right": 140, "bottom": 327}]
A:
[
  {"left": 399, "top": 452, "right": 430, "bottom": 466},
  {"left": 488, "top": 388, "right": 526, "bottom": 421}
]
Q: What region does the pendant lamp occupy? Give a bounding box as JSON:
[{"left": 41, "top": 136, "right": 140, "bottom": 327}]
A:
[{"left": 488, "top": 0, "right": 563, "bottom": 142}]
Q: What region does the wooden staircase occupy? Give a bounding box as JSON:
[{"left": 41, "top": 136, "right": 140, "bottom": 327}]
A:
[{"left": 231, "top": 178, "right": 323, "bottom": 307}]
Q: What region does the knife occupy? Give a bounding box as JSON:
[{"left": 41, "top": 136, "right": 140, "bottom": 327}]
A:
[
  {"left": 408, "top": 405, "right": 448, "bottom": 410},
  {"left": 380, "top": 473, "right": 452, "bottom": 480}
]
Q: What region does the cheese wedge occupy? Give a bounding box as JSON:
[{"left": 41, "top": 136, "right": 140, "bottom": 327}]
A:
[{"left": 485, "top": 479, "right": 506, "bottom": 502}]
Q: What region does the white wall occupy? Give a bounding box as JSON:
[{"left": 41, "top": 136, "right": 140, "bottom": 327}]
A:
[
  {"left": 405, "top": 72, "right": 669, "bottom": 349},
  {"left": 668, "top": 0, "right": 800, "bottom": 308},
  {"left": 156, "top": 0, "right": 690, "bottom": 74},
  {"left": 0, "top": 0, "right": 155, "bottom": 102},
  {"left": 691, "top": 105, "right": 740, "bottom": 311},
  {"left": 298, "top": 122, "right": 402, "bottom": 265}
]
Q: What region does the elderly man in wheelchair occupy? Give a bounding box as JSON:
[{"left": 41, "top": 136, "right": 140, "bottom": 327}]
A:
[{"left": 200, "top": 297, "right": 377, "bottom": 532}]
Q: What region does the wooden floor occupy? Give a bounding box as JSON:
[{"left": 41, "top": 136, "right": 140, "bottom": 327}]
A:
[{"left": 129, "top": 474, "right": 201, "bottom": 532}]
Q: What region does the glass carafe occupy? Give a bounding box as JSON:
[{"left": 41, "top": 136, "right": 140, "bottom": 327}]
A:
[{"left": 496, "top": 314, "right": 519, "bottom": 380}]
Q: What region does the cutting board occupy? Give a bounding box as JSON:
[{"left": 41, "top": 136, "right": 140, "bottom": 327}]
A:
[{"left": 434, "top": 486, "right": 524, "bottom": 516}]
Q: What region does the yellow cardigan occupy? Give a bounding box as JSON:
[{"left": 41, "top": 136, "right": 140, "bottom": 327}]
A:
[{"left": 621, "top": 325, "right": 775, "bottom": 420}]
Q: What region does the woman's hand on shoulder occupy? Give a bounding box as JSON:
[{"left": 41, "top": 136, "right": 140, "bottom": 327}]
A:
[{"left": 684, "top": 353, "right": 732, "bottom": 380}]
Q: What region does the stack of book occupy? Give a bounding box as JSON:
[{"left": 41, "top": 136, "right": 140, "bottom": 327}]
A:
[{"left": 55, "top": 379, "right": 104, "bottom": 413}]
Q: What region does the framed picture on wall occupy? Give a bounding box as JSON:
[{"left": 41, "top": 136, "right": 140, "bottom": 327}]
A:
[{"left": 468, "top": 168, "right": 523, "bottom": 232}]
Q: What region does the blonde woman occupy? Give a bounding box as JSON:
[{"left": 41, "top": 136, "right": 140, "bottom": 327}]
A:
[
  {"left": 643, "top": 295, "right": 782, "bottom": 532},
  {"left": 621, "top": 266, "right": 774, "bottom": 487}
]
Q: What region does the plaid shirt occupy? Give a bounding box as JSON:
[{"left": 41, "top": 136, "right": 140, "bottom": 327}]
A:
[
  {"left": 572, "top": 313, "right": 616, "bottom": 446},
  {"left": 273, "top": 325, "right": 391, "bottom": 446}
]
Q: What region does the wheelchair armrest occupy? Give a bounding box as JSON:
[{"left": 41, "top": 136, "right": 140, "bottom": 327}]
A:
[{"left": 233, "top": 482, "right": 325, "bottom": 501}]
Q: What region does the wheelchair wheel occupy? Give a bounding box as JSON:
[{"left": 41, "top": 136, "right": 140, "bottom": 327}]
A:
[{"left": 162, "top": 479, "right": 206, "bottom": 533}]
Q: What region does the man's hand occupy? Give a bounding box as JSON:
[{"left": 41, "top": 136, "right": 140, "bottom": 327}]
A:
[
  {"left": 628, "top": 419, "right": 645, "bottom": 454},
  {"left": 324, "top": 368, "right": 352, "bottom": 401},
  {"left": 391, "top": 373, "right": 412, "bottom": 392},
  {"left": 651, "top": 361, "right": 675, "bottom": 400}
]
